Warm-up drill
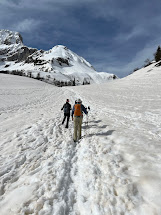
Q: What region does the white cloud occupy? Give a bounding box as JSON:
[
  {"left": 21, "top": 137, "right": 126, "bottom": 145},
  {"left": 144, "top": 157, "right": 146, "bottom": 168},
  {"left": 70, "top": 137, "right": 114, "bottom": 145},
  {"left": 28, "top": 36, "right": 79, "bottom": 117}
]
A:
[
  {"left": 0, "top": 0, "right": 98, "bottom": 10},
  {"left": 124, "top": 42, "right": 158, "bottom": 69},
  {"left": 13, "top": 19, "right": 42, "bottom": 33},
  {"left": 115, "top": 26, "right": 148, "bottom": 42},
  {"left": 0, "top": 0, "right": 22, "bottom": 7},
  {"left": 103, "top": 41, "right": 160, "bottom": 77},
  {"left": 91, "top": 39, "right": 161, "bottom": 78}
]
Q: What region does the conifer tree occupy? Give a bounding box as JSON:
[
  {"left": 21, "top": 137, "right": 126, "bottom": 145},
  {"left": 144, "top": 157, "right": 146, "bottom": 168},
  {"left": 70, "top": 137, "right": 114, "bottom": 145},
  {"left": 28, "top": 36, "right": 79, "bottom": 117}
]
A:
[
  {"left": 73, "top": 78, "right": 75, "bottom": 86},
  {"left": 154, "top": 46, "right": 161, "bottom": 62}
]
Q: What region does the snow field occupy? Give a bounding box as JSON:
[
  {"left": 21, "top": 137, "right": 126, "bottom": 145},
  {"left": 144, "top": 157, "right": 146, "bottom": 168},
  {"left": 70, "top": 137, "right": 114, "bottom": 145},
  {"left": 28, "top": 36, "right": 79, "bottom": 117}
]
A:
[{"left": 0, "top": 69, "right": 161, "bottom": 215}]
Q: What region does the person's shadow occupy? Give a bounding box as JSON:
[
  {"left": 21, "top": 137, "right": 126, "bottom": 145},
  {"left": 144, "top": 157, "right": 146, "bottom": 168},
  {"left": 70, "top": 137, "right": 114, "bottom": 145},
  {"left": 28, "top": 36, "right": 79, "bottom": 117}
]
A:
[
  {"left": 82, "top": 119, "right": 115, "bottom": 137},
  {"left": 82, "top": 120, "right": 108, "bottom": 129},
  {"left": 86, "top": 130, "right": 115, "bottom": 138}
]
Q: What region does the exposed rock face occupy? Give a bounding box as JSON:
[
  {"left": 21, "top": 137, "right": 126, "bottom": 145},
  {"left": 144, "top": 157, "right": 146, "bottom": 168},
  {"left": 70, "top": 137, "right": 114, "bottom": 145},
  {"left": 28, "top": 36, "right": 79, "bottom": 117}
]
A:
[
  {"left": 0, "top": 29, "right": 118, "bottom": 86},
  {"left": 56, "top": 57, "right": 69, "bottom": 66},
  {"left": 0, "top": 49, "right": 9, "bottom": 56},
  {"left": 0, "top": 29, "right": 37, "bottom": 63},
  {"left": 7, "top": 46, "right": 37, "bottom": 62}
]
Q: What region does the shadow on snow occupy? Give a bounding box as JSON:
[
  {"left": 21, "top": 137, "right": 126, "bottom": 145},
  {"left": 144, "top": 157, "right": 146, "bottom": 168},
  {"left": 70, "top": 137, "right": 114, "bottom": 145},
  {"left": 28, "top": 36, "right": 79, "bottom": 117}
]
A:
[{"left": 86, "top": 130, "right": 115, "bottom": 138}]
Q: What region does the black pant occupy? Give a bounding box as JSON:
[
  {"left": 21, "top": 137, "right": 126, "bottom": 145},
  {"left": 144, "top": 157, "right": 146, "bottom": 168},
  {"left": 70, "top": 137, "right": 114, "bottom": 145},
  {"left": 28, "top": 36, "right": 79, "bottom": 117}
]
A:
[{"left": 62, "top": 113, "right": 70, "bottom": 128}]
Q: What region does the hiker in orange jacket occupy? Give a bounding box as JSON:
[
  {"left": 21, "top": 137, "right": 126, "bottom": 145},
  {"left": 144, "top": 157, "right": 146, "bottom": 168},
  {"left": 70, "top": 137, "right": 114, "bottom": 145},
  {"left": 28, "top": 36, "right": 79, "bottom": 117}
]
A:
[{"left": 72, "top": 99, "right": 87, "bottom": 142}]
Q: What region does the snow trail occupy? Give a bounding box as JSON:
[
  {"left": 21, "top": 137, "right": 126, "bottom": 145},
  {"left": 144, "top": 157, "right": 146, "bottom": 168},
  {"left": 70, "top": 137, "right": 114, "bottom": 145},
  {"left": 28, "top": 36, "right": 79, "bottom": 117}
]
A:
[{"left": 0, "top": 100, "right": 140, "bottom": 214}]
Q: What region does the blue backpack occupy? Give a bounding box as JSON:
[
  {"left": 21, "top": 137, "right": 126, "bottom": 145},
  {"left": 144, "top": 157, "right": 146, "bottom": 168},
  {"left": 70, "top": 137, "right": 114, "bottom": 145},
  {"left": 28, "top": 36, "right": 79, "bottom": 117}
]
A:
[{"left": 64, "top": 103, "right": 71, "bottom": 113}]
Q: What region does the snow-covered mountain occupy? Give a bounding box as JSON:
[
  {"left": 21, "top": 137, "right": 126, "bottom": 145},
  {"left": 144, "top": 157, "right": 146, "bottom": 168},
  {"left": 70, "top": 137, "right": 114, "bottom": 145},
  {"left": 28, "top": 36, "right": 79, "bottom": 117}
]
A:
[{"left": 0, "top": 30, "right": 117, "bottom": 86}]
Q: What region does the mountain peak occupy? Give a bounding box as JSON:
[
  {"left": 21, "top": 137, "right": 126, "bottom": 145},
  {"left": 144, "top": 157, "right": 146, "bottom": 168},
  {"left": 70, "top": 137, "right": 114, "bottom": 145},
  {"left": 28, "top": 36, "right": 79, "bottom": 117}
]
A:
[
  {"left": 53, "top": 45, "right": 68, "bottom": 49},
  {"left": 0, "top": 29, "right": 23, "bottom": 46}
]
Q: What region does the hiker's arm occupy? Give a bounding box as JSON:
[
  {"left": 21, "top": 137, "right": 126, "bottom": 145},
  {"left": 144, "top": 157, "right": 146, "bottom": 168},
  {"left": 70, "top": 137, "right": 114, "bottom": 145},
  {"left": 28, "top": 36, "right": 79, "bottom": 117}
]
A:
[
  {"left": 81, "top": 104, "right": 87, "bottom": 114},
  {"left": 61, "top": 104, "right": 64, "bottom": 111},
  {"left": 71, "top": 105, "right": 75, "bottom": 118}
]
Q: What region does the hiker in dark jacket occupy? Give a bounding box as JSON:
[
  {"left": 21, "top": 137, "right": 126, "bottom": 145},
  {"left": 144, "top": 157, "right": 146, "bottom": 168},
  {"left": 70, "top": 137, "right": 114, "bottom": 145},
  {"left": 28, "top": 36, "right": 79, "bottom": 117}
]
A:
[{"left": 61, "top": 99, "right": 71, "bottom": 128}]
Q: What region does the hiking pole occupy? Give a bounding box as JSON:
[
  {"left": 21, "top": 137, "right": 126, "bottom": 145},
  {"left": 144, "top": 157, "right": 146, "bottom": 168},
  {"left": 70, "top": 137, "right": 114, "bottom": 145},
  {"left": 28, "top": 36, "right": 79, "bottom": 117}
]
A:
[
  {"left": 87, "top": 106, "right": 90, "bottom": 127},
  {"left": 86, "top": 114, "right": 88, "bottom": 127}
]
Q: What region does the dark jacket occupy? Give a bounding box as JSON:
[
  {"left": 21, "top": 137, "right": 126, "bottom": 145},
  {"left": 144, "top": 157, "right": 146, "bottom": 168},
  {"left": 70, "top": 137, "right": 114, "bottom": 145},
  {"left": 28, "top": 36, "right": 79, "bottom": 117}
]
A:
[{"left": 61, "top": 102, "right": 71, "bottom": 114}]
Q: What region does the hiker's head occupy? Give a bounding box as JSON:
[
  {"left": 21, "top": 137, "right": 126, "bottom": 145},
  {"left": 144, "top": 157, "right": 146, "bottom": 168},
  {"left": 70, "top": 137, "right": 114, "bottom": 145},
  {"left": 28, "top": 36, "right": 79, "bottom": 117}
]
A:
[
  {"left": 66, "top": 99, "right": 69, "bottom": 102},
  {"left": 77, "top": 99, "right": 82, "bottom": 104},
  {"left": 75, "top": 100, "right": 77, "bottom": 104}
]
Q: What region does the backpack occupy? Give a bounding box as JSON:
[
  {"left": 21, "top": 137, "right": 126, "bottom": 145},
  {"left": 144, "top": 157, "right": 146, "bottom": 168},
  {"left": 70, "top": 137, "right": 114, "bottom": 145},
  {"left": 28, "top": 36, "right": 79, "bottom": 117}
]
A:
[
  {"left": 74, "top": 104, "right": 82, "bottom": 116},
  {"left": 64, "top": 103, "right": 71, "bottom": 113}
]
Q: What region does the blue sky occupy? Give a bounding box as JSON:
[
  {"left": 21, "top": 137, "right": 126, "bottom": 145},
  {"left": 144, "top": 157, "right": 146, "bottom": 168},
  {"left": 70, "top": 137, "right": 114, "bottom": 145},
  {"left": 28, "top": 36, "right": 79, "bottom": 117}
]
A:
[{"left": 1, "top": 0, "right": 161, "bottom": 77}]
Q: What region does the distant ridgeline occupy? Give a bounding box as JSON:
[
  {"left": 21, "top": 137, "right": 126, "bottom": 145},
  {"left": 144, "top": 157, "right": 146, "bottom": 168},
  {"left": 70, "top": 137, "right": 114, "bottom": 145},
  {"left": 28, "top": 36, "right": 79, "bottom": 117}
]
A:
[{"left": 0, "top": 29, "right": 118, "bottom": 86}]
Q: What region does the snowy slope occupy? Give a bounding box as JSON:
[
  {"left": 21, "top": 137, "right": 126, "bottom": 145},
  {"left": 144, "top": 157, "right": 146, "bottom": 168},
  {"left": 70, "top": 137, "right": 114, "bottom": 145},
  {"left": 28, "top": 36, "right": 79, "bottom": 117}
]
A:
[
  {"left": 0, "top": 30, "right": 117, "bottom": 86},
  {"left": 0, "top": 61, "right": 161, "bottom": 215}
]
